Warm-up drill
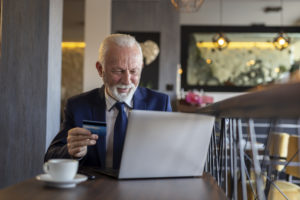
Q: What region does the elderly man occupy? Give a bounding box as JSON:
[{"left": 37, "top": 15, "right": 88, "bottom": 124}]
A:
[{"left": 45, "top": 34, "right": 172, "bottom": 169}]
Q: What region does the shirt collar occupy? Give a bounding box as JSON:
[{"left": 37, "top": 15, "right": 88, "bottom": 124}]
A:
[{"left": 104, "top": 86, "right": 133, "bottom": 111}]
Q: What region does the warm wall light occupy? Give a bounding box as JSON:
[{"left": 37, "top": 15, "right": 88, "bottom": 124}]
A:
[
  {"left": 212, "top": 33, "right": 230, "bottom": 50},
  {"left": 171, "top": 0, "right": 205, "bottom": 12},
  {"left": 178, "top": 68, "right": 183, "bottom": 75},
  {"left": 61, "top": 42, "right": 86, "bottom": 48},
  {"left": 197, "top": 41, "right": 276, "bottom": 49},
  {"left": 273, "top": 33, "right": 290, "bottom": 50}
]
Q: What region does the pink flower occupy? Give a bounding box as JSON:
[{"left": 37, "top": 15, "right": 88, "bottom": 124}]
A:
[
  {"left": 202, "top": 95, "right": 214, "bottom": 104},
  {"left": 185, "top": 92, "right": 202, "bottom": 106}
]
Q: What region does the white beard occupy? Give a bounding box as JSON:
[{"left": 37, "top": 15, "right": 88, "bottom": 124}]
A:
[{"left": 108, "top": 83, "right": 137, "bottom": 102}]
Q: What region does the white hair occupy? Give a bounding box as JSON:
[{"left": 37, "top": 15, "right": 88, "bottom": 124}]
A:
[{"left": 98, "top": 34, "right": 143, "bottom": 66}]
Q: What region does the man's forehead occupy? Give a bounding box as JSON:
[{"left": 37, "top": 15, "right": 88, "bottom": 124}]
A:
[
  {"left": 106, "top": 54, "right": 141, "bottom": 63},
  {"left": 107, "top": 42, "right": 139, "bottom": 52},
  {"left": 105, "top": 45, "right": 142, "bottom": 64}
]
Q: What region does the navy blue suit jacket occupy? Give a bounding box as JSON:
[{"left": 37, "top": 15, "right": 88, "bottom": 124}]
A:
[{"left": 44, "top": 86, "right": 172, "bottom": 167}]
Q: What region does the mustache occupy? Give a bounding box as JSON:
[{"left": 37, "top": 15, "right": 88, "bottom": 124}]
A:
[{"left": 115, "top": 84, "right": 135, "bottom": 89}]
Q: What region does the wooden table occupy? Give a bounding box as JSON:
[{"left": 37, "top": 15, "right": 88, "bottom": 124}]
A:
[{"left": 0, "top": 172, "right": 227, "bottom": 200}]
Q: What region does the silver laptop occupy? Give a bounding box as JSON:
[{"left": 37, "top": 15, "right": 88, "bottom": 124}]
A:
[{"left": 100, "top": 110, "right": 215, "bottom": 179}]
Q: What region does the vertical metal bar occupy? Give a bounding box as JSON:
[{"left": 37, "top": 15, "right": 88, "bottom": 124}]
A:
[
  {"left": 232, "top": 119, "right": 238, "bottom": 200},
  {"left": 213, "top": 125, "right": 220, "bottom": 185},
  {"left": 225, "top": 118, "right": 228, "bottom": 196},
  {"left": 218, "top": 131, "right": 224, "bottom": 178},
  {"left": 218, "top": 120, "right": 224, "bottom": 166},
  {"left": 204, "top": 152, "right": 208, "bottom": 173},
  {"left": 206, "top": 137, "right": 210, "bottom": 174},
  {"left": 244, "top": 155, "right": 257, "bottom": 199},
  {"left": 230, "top": 119, "right": 234, "bottom": 177},
  {"left": 204, "top": 146, "right": 209, "bottom": 173},
  {"left": 238, "top": 119, "right": 247, "bottom": 200},
  {"left": 229, "top": 118, "right": 234, "bottom": 198},
  {"left": 210, "top": 135, "right": 214, "bottom": 177},
  {"left": 248, "top": 118, "right": 266, "bottom": 200},
  {"left": 208, "top": 137, "right": 212, "bottom": 174},
  {"left": 218, "top": 119, "right": 225, "bottom": 187},
  {"left": 264, "top": 119, "right": 277, "bottom": 197},
  {"left": 211, "top": 130, "right": 216, "bottom": 179},
  {"left": 205, "top": 136, "right": 209, "bottom": 173}
]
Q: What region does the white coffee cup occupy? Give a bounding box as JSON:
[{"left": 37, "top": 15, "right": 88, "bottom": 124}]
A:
[{"left": 43, "top": 159, "right": 78, "bottom": 181}]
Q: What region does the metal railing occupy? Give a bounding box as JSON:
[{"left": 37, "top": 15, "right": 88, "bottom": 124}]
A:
[{"left": 198, "top": 82, "right": 300, "bottom": 200}]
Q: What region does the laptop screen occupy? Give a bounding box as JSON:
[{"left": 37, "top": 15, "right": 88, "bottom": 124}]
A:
[{"left": 118, "top": 110, "right": 215, "bottom": 179}]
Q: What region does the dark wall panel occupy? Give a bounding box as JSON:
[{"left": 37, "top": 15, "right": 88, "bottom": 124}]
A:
[
  {"left": 112, "top": 0, "right": 180, "bottom": 99},
  {"left": 0, "top": 0, "right": 62, "bottom": 188}
]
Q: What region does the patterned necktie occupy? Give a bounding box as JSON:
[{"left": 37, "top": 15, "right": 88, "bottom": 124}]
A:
[{"left": 113, "top": 102, "right": 128, "bottom": 169}]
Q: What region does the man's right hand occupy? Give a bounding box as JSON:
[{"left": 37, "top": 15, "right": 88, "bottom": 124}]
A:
[{"left": 67, "top": 127, "right": 98, "bottom": 158}]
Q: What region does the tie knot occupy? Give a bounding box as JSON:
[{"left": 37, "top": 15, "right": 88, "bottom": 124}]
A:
[{"left": 114, "top": 102, "right": 125, "bottom": 111}]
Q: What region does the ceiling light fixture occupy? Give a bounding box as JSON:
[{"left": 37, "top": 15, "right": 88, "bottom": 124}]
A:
[
  {"left": 273, "top": 0, "right": 290, "bottom": 50},
  {"left": 212, "top": 0, "right": 230, "bottom": 50},
  {"left": 170, "top": 0, "right": 205, "bottom": 13}
]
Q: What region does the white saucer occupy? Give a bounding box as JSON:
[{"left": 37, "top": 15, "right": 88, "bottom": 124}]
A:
[{"left": 36, "top": 174, "right": 88, "bottom": 188}]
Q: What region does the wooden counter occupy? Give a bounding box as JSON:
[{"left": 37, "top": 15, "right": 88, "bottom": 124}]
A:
[{"left": 0, "top": 172, "right": 227, "bottom": 200}]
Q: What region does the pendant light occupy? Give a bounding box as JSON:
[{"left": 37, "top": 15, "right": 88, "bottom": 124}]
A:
[
  {"left": 273, "top": 0, "right": 290, "bottom": 50},
  {"left": 212, "top": 33, "right": 230, "bottom": 50},
  {"left": 212, "top": 0, "right": 230, "bottom": 50},
  {"left": 171, "top": 0, "right": 205, "bottom": 13},
  {"left": 273, "top": 32, "right": 290, "bottom": 50}
]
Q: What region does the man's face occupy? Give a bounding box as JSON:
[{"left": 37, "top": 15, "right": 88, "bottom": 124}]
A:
[{"left": 96, "top": 43, "right": 143, "bottom": 101}]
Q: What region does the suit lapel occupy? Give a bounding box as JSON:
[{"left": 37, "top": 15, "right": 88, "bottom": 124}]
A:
[
  {"left": 133, "top": 87, "right": 146, "bottom": 110},
  {"left": 91, "top": 86, "right": 106, "bottom": 168},
  {"left": 91, "top": 86, "right": 106, "bottom": 122}
]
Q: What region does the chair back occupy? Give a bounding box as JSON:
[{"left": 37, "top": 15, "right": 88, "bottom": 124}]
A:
[
  {"left": 285, "top": 135, "right": 300, "bottom": 178},
  {"left": 267, "top": 132, "right": 290, "bottom": 171}
]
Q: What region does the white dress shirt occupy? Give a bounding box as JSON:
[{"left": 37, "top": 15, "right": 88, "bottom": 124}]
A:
[{"left": 104, "top": 89, "right": 133, "bottom": 168}]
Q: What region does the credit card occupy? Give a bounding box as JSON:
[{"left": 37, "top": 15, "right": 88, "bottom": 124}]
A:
[{"left": 82, "top": 120, "right": 107, "bottom": 137}]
